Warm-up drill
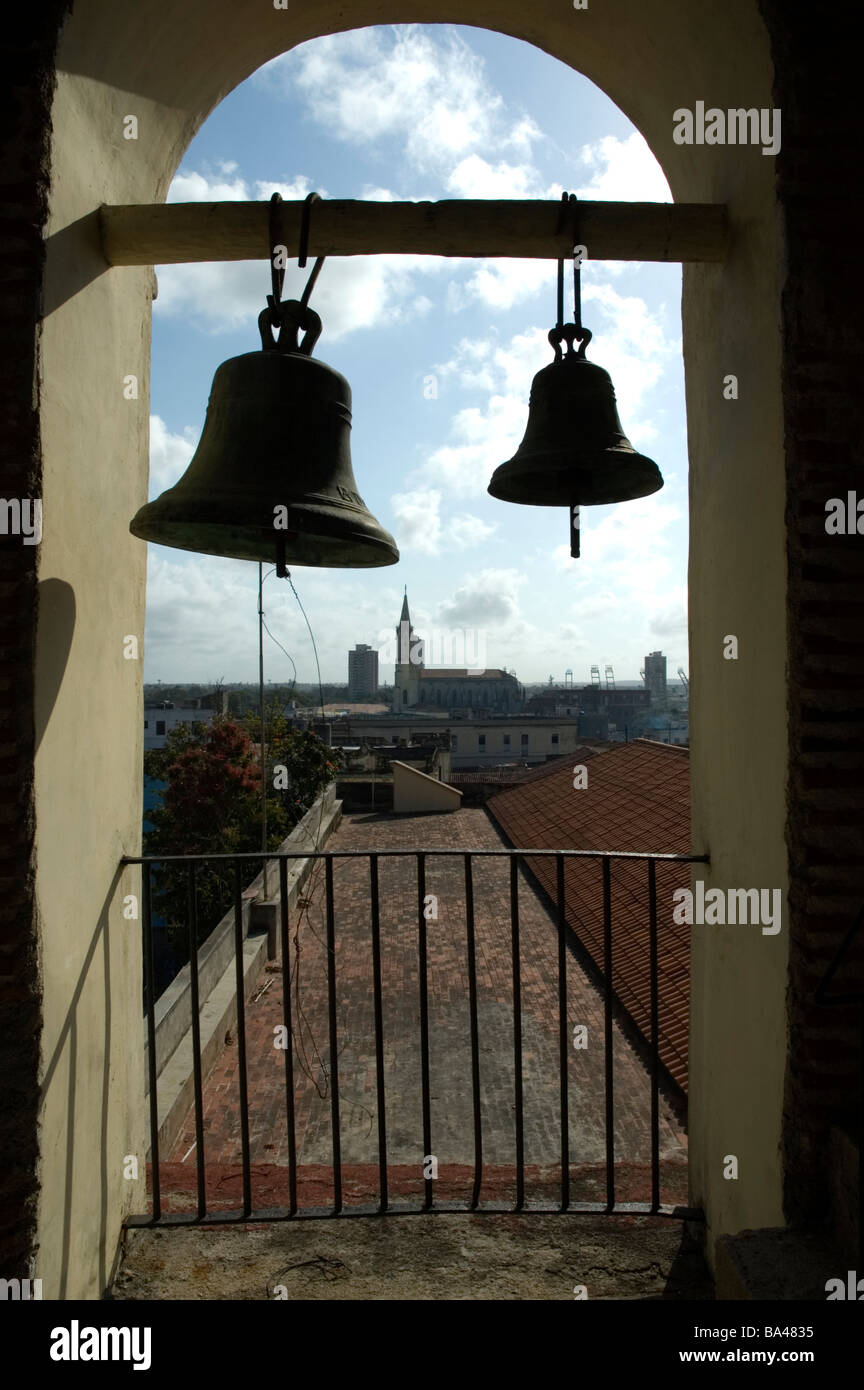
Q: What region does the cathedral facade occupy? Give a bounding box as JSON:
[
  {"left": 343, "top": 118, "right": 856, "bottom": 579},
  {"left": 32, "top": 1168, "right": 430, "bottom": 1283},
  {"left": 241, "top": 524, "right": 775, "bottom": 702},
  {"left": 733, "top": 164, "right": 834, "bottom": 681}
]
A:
[{"left": 391, "top": 591, "right": 522, "bottom": 714}]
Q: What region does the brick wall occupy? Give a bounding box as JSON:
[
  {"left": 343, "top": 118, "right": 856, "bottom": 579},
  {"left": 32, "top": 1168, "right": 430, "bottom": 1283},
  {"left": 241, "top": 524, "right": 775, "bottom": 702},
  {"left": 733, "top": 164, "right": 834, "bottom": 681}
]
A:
[
  {"left": 759, "top": 0, "right": 864, "bottom": 1223},
  {"left": 0, "top": 5, "right": 70, "bottom": 1278}
]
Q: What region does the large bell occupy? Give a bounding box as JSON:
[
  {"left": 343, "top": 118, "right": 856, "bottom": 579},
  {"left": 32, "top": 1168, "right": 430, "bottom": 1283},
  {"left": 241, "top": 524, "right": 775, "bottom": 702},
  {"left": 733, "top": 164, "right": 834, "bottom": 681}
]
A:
[
  {"left": 130, "top": 302, "right": 398, "bottom": 568},
  {"left": 488, "top": 329, "right": 663, "bottom": 507}
]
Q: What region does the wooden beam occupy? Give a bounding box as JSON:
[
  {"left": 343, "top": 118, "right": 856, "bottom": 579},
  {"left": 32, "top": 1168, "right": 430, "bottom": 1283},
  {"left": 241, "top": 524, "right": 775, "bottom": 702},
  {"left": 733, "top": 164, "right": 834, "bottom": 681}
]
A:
[{"left": 99, "top": 199, "right": 727, "bottom": 266}]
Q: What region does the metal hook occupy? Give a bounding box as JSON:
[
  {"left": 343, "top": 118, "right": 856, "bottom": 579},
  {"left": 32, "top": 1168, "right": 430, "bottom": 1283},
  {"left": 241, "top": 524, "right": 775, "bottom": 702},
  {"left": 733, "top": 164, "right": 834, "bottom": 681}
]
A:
[
  {"left": 263, "top": 190, "right": 327, "bottom": 341},
  {"left": 298, "top": 191, "right": 320, "bottom": 268},
  {"left": 298, "top": 191, "right": 326, "bottom": 312}
]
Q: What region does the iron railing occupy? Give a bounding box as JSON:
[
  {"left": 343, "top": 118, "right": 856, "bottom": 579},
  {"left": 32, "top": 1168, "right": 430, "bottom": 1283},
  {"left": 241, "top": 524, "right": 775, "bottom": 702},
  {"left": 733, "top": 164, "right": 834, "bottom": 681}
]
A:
[{"left": 122, "top": 846, "right": 708, "bottom": 1228}]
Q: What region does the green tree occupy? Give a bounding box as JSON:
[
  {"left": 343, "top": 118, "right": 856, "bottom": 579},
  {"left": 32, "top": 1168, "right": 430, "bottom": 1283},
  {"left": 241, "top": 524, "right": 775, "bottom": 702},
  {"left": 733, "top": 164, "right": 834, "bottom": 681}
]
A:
[
  {"left": 144, "top": 713, "right": 340, "bottom": 959},
  {"left": 243, "top": 702, "right": 342, "bottom": 825}
]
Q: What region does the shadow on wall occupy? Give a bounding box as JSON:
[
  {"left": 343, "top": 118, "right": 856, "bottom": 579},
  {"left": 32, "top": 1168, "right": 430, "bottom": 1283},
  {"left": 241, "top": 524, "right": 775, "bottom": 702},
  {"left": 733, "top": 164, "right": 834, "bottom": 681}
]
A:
[
  {"left": 34, "top": 578, "right": 76, "bottom": 753},
  {"left": 37, "top": 862, "right": 131, "bottom": 1297}
]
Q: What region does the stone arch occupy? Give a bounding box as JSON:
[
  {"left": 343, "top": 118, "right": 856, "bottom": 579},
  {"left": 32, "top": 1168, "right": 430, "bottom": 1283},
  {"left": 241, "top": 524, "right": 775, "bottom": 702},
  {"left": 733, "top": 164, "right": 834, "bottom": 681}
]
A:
[{"left": 29, "top": 0, "right": 790, "bottom": 1296}]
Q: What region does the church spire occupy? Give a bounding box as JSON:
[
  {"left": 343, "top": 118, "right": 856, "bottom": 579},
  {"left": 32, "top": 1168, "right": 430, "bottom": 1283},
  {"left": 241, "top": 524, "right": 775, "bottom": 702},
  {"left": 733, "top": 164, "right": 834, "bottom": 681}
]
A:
[{"left": 396, "top": 587, "right": 422, "bottom": 668}]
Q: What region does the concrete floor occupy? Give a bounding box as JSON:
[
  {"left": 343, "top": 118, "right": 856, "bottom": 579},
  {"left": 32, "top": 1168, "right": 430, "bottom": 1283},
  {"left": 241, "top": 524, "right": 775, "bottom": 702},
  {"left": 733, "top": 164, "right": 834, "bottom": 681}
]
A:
[{"left": 111, "top": 1215, "right": 713, "bottom": 1301}]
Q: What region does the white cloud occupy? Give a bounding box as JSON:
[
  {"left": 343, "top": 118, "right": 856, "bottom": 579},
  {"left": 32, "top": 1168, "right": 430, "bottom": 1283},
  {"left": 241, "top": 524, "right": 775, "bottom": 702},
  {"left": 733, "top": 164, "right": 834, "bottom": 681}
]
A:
[
  {"left": 577, "top": 280, "right": 673, "bottom": 443},
  {"left": 448, "top": 514, "right": 496, "bottom": 549},
  {"left": 167, "top": 165, "right": 320, "bottom": 206},
  {"left": 649, "top": 590, "right": 689, "bottom": 638},
  {"left": 459, "top": 259, "right": 553, "bottom": 312},
  {"left": 549, "top": 495, "right": 684, "bottom": 646},
  {"left": 157, "top": 164, "right": 448, "bottom": 337},
  {"left": 155, "top": 245, "right": 445, "bottom": 340},
  {"left": 168, "top": 165, "right": 251, "bottom": 202},
  {"left": 144, "top": 548, "right": 406, "bottom": 683},
  {"left": 576, "top": 133, "right": 671, "bottom": 203},
  {"left": 391, "top": 487, "right": 442, "bottom": 555},
  {"left": 437, "top": 568, "right": 527, "bottom": 628},
  {"left": 507, "top": 116, "right": 544, "bottom": 155},
  {"left": 434, "top": 336, "right": 499, "bottom": 392},
  {"left": 148, "top": 415, "right": 197, "bottom": 497},
  {"left": 257, "top": 27, "right": 519, "bottom": 176},
  {"left": 446, "top": 155, "right": 542, "bottom": 200},
  {"left": 389, "top": 490, "right": 496, "bottom": 555},
  {"left": 423, "top": 394, "right": 531, "bottom": 498}
]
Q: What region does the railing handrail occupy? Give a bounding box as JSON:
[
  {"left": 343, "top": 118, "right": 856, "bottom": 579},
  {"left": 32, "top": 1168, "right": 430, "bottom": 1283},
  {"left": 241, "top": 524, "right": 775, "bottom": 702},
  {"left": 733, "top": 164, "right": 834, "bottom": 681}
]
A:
[
  {"left": 131, "top": 842, "right": 707, "bottom": 1226},
  {"left": 122, "top": 848, "right": 709, "bottom": 865}
]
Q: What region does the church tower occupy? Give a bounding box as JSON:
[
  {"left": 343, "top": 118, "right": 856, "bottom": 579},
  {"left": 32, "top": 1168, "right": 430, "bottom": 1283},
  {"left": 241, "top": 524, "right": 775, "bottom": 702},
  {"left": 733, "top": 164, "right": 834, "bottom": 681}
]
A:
[{"left": 392, "top": 586, "right": 423, "bottom": 712}]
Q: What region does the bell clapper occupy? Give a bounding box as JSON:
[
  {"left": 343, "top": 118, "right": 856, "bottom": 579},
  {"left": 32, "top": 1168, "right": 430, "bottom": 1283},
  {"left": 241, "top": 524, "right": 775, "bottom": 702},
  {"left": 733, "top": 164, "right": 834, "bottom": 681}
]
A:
[{"left": 570, "top": 505, "right": 581, "bottom": 559}]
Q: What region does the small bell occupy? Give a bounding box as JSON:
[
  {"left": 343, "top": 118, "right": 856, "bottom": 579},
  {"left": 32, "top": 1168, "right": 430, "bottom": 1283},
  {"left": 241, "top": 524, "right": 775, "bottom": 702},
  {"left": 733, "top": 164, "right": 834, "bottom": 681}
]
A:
[
  {"left": 488, "top": 199, "right": 663, "bottom": 557},
  {"left": 130, "top": 296, "right": 398, "bottom": 569},
  {"left": 488, "top": 323, "right": 663, "bottom": 508}
]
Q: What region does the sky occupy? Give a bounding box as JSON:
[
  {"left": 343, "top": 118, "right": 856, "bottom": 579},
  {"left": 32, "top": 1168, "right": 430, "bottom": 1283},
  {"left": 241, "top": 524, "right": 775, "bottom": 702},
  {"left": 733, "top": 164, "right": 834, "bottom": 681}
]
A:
[{"left": 144, "top": 23, "right": 688, "bottom": 689}]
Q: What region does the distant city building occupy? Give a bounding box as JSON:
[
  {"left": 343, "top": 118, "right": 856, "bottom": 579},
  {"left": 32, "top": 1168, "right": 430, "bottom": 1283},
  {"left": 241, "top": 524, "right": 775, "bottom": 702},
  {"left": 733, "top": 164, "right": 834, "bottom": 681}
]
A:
[
  {"left": 524, "top": 682, "right": 651, "bottom": 739},
  {"left": 575, "top": 684, "right": 651, "bottom": 740},
  {"left": 144, "top": 701, "right": 216, "bottom": 750},
  {"left": 644, "top": 650, "right": 668, "bottom": 707},
  {"left": 391, "top": 590, "right": 521, "bottom": 714},
  {"left": 312, "top": 713, "right": 586, "bottom": 769},
  {"left": 348, "top": 643, "right": 379, "bottom": 701}
]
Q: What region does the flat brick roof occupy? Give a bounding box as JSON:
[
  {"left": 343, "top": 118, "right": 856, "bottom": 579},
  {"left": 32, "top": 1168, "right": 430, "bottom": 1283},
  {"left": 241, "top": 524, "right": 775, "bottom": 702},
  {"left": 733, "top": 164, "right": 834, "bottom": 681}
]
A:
[{"left": 487, "top": 739, "right": 692, "bottom": 1091}]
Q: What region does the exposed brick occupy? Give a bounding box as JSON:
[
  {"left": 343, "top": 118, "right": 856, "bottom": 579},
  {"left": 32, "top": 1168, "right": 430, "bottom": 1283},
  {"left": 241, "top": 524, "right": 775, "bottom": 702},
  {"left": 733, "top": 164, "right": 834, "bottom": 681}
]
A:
[
  {"left": 0, "top": 1, "right": 70, "bottom": 1280},
  {"left": 756, "top": 0, "right": 864, "bottom": 1225}
]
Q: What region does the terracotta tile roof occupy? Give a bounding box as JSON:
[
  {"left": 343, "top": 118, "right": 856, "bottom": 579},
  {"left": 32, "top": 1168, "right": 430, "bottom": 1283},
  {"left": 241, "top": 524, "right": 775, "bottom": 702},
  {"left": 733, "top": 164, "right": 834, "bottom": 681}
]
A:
[
  {"left": 503, "top": 748, "right": 603, "bottom": 786},
  {"left": 450, "top": 750, "right": 602, "bottom": 787},
  {"left": 487, "top": 739, "right": 692, "bottom": 1091}
]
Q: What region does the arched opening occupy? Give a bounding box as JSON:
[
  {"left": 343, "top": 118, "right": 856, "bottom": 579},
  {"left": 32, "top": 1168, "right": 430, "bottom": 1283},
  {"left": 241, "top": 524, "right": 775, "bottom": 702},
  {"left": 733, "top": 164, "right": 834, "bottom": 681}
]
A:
[{"left": 34, "top": 0, "right": 788, "bottom": 1298}]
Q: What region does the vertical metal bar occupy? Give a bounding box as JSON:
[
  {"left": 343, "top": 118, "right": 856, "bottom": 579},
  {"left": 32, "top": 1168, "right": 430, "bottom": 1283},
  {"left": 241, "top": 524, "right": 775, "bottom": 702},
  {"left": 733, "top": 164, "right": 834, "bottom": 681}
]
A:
[
  {"left": 325, "top": 855, "right": 342, "bottom": 1213},
  {"left": 186, "top": 862, "right": 206, "bottom": 1220},
  {"left": 511, "top": 855, "right": 525, "bottom": 1210},
  {"left": 557, "top": 854, "right": 570, "bottom": 1211},
  {"left": 278, "top": 856, "right": 297, "bottom": 1215},
  {"left": 417, "top": 853, "right": 433, "bottom": 1210},
  {"left": 464, "top": 854, "right": 483, "bottom": 1210},
  {"left": 142, "top": 861, "right": 161, "bottom": 1222},
  {"left": 369, "top": 855, "right": 388, "bottom": 1212},
  {"left": 602, "top": 857, "right": 615, "bottom": 1211},
  {"left": 859, "top": 1004, "right": 864, "bottom": 1278},
  {"left": 648, "top": 859, "right": 660, "bottom": 1213},
  {"left": 233, "top": 861, "right": 252, "bottom": 1217},
  {"left": 573, "top": 244, "right": 582, "bottom": 331}
]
